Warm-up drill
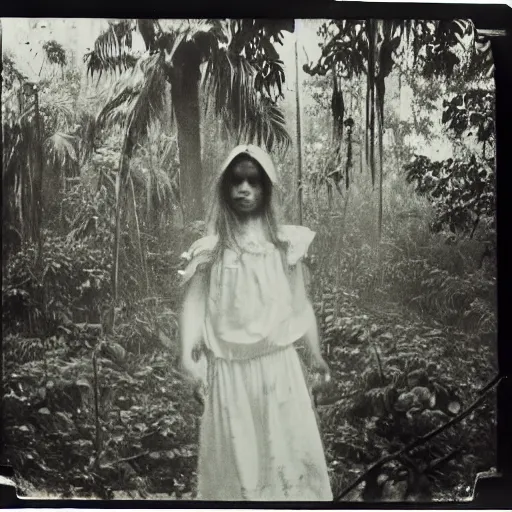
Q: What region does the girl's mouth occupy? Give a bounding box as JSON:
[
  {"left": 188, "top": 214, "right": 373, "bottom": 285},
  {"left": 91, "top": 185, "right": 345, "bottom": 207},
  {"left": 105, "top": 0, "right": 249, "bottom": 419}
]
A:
[{"left": 235, "top": 198, "right": 252, "bottom": 207}]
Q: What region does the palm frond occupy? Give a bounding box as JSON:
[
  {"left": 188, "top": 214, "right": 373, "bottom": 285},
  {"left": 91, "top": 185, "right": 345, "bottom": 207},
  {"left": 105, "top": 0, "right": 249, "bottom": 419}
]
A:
[
  {"left": 84, "top": 19, "right": 137, "bottom": 79},
  {"left": 2, "top": 103, "right": 41, "bottom": 242},
  {"left": 242, "top": 95, "right": 291, "bottom": 152},
  {"left": 42, "top": 40, "right": 67, "bottom": 67},
  {"left": 94, "top": 51, "right": 168, "bottom": 303},
  {"left": 159, "top": 136, "right": 179, "bottom": 172},
  {"left": 44, "top": 132, "right": 78, "bottom": 164},
  {"left": 204, "top": 44, "right": 291, "bottom": 152},
  {"left": 132, "top": 162, "right": 177, "bottom": 205},
  {"left": 96, "top": 51, "right": 167, "bottom": 144},
  {"left": 130, "top": 133, "right": 179, "bottom": 221},
  {"left": 39, "top": 90, "right": 75, "bottom": 125}
]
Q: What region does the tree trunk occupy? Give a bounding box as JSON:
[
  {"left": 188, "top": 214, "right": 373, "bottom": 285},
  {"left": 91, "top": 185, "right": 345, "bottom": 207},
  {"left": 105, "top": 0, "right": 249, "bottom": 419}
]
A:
[
  {"left": 378, "top": 128, "right": 384, "bottom": 244},
  {"left": 129, "top": 175, "right": 150, "bottom": 294},
  {"left": 295, "top": 21, "right": 304, "bottom": 226},
  {"left": 33, "top": 87, "right": 45, "bottom": 269},
  {"left": 112, "top": 134, "right": 135, "bottom": 303},
  {"left": 170, "top": 46, "right": 204, "bottom": 226}
]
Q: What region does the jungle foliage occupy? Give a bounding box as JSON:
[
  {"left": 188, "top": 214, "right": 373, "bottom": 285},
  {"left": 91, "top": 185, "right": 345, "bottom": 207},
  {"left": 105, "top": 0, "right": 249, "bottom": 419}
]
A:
[{"left": 2, "top": 18, "right": 496, "bottom": 501}]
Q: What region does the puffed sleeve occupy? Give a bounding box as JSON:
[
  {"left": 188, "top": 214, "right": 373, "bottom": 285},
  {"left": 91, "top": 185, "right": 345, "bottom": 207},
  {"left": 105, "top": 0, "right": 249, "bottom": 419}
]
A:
[
  {"left": 279, "top": 225, "right": 316, "bottom": 266},
  {"left": 179, "top": 235, "right": 218, "bottom": 286},
  {"left": 278, "top": 225, "right": 317, "bottom": 327}
]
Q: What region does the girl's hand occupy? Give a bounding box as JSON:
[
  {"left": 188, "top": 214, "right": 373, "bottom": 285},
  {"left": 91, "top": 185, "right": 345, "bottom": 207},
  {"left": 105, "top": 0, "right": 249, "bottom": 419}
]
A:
[
  {"left": 181, "top": 356, "right": 207, "bottom": 409},
  {"left": 193, "top": 381, "right": 206, "bottom": 407},
  {"left": 181, "top": 358, "right": 205, "bottom": 389},
  {"left": 310, "top": 355, "right": 331, "bottom": 386}
]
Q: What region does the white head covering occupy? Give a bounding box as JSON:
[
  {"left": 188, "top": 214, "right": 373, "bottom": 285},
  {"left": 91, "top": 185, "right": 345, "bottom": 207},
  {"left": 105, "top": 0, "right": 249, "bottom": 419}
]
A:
[
  {"left": 218, "top": 144, "right": 278, "bottom": 184},
  {"left": 206, "top": 145, "right": 279, "bottom": 236}
]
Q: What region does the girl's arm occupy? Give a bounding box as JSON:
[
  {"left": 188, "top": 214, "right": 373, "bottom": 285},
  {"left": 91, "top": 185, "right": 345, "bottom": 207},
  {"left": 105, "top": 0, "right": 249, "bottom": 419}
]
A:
[
  {"left": 293, "top": 262, "right": 330, "bottom": 374},
  {"left": 179, "top": 271, "right": 206, "bottom": 386},
  {"left": 302, "top": 302, "right": 325, "bottom": 364}
]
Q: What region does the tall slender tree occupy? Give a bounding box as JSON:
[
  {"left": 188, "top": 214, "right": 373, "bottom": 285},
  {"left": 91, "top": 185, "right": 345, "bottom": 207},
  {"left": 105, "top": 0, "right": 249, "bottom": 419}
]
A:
[
  {"left": 295, "top": 19, "right": 304, "bottom": 225},
  {"left": 2, "top": 47, "right": 86, "bottom": 265}
]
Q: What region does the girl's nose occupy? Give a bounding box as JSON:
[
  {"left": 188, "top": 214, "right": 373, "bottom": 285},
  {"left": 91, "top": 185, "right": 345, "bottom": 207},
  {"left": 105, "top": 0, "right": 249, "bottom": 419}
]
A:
[{"left": 238, "top": 180, "right": 250, "bottom": 193}]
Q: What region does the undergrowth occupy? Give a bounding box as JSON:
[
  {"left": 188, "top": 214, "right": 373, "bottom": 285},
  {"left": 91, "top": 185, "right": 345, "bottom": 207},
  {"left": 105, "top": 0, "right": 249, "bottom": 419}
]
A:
[
  {"left": 2, "top": 181, "right": 496, "bottom": 500},
  {"left": 304, "top": 188, "right": 496, "bottom": 501}
]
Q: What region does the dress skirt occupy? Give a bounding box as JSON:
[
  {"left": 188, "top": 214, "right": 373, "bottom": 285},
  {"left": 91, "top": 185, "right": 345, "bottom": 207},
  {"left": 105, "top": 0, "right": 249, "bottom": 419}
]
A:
[{"left": 197, "top": 344, "right": 333, "bottom": 501}]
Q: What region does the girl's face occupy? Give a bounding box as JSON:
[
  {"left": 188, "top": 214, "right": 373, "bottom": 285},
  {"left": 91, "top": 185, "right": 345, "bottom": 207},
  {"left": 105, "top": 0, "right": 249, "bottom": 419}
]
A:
[{"left": 227, "top": 158, "right": 265, "bottom": 216}]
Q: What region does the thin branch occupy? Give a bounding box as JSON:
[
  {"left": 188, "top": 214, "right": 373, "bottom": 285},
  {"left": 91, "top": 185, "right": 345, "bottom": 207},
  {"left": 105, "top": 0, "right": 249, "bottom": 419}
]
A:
[
  {"left": 335, "top": 374, "right": 502, "bottom": 501},
  {"left": 477, "top": 373, "right": 501, "bottom": 395},
  {"left": 92, "top": 350, "right": 102, "bottom": 469},
  {"left": 129, "top": 175, "right": 150, "bottom": 294},
  {"left": 425, "top": 446, "right": 462, "bottom": 474},
  {"left": 102, "top": 450, "right": 151, "bottom": 467}
]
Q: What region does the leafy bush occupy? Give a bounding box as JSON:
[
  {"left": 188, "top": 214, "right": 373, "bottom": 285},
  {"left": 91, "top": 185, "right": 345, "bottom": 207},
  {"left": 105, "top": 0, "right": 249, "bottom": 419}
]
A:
[
  {"left": 442, "top": 90, "right": 495, "bottom": 148},
  {"left": 3, "top": 334, "right": 199, "bottom": 499},
  {"left": 2, "top": 235, "right": 112, "bottom": 337},
  {"left": 405, "top": 154, "right": 494, "bottom": 236},
  {"left": 312, "top": 281, "right": 496, "bottom": 501}
]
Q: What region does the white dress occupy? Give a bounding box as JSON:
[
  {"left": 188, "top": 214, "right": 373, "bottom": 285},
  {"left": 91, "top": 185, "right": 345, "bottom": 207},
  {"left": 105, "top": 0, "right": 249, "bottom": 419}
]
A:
[{"left": 181, "top": 225, "right": 332, "bottom": 501}]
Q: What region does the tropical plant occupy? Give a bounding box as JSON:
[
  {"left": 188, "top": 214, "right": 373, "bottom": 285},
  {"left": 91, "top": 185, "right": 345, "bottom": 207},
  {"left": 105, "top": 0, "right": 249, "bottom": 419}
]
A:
[
  {"left": 442, "top": 89, "right": 495, "bottom": 157},
  {"left": 304, "top": 19, "right": 494, "bottom": 242},
  {"left": 86, "top": 19, "right": 294, "bottom": 221},
  {"left": 84, "top": 18, "right": 294, "bottom": 305},
  {"left": 2, "top": 182, "right": 113, "bottom": 337},
  {"left": 405, "top": 84, "right": 495, "bottom": 238},
  {"left": 405, "top": 154, "right": 494, "bottom": 237},
  {"left": 2, "top": 48, "right": 90, "bottom": 266}
]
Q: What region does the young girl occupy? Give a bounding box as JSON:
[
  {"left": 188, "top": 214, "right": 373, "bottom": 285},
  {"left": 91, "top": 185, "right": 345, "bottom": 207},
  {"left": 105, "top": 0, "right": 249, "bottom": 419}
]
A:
[{"left": 179, "top": 145, "right": 332, "bottom": 501}]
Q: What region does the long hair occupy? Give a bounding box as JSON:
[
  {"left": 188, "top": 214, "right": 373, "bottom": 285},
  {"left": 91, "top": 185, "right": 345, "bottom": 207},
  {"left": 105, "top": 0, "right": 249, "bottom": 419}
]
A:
[{"left": 206, "top": 153, "right": 289, "bottom": 268}]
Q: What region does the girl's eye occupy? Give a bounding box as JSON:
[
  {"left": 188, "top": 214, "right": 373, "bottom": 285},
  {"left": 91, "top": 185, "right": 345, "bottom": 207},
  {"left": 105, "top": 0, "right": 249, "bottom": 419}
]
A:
[{"left": 231, "top": 177, "right": 260, "bottom": 187}]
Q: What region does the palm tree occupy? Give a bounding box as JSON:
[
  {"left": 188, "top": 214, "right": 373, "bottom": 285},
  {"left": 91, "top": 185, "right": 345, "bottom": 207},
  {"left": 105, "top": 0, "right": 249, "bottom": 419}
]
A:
[
  {"left": 2, "top": 48, "right": 90, "bottom": 265},
  {"left": 85, "top": 18, "right": 294, "bottom": 302},
  {"left": 86, "top": 19, "right": 293, "bottom": 220}
]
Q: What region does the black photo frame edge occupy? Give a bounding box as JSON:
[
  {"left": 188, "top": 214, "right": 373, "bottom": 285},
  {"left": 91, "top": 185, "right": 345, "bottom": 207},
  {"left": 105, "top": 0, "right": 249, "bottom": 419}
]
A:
[{"left": 0, "top": 1, "right": 511, "bottom": 509}]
